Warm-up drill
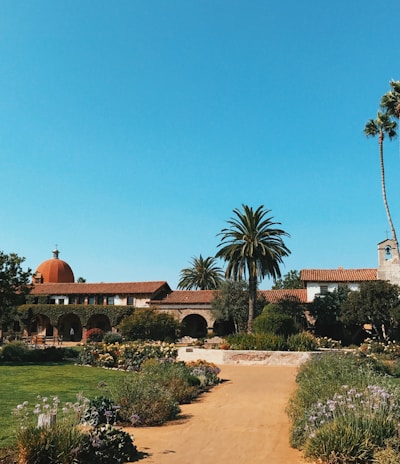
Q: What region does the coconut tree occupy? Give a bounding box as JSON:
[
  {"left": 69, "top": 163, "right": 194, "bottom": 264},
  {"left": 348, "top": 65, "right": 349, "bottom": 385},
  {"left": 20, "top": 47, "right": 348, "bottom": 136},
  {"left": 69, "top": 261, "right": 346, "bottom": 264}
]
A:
[
  {"left": 364, "top": 111, "right": 398, "bottom": 252},
  {"left": 177, "top": 255, "right": 224, "bottom": 290},
  {"left": 216, "top": 204, "right": 290, "bottom": 333},
  {"left": 381, "top": 80, "right": 400, "bottom": 119}
]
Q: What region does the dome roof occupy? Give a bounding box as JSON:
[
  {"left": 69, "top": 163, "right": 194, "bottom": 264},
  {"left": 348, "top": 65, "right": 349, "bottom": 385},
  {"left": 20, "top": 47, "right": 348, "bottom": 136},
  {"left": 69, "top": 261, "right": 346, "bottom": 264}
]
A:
[{"left": 34, "top": 249, "right": 75, "bottom": 283}]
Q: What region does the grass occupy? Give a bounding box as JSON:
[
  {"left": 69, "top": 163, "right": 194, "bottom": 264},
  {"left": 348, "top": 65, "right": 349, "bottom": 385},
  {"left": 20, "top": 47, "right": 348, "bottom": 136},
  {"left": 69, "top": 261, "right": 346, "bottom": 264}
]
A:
[{"left": 0, "top": 362, "right": 129, "bottom": 452}]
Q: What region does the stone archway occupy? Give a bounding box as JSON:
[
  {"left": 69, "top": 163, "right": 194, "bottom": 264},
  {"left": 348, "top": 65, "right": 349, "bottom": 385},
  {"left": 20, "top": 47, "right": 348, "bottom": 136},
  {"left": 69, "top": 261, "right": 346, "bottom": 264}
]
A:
[
  {"left": 29, "top": 314, "right": 54, "bottom": 337},
  {"left": 58, "top": 313, "right": 82, "bottom": 342},
  {"left": 87, "top": 314, "right": 112, "bottom": 332},
  {"left": 181, "top": 314, "right": 208, "bottom": 338}
]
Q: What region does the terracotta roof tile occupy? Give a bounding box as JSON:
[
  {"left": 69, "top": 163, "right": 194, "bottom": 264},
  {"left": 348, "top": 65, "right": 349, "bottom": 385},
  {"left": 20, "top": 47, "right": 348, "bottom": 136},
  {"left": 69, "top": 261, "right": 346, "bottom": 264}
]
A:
[
  {"left": 30, "top": 281, "right": 170, "bottom": 296},
  {"left": 260, "top": 289, "right": 308, "bottom": 304},
  {"left": 301, "top": 268, "right": 377, "bottom": 282},
  {"left": 151, "top": 290, "right": 215, "bottom": 305}
]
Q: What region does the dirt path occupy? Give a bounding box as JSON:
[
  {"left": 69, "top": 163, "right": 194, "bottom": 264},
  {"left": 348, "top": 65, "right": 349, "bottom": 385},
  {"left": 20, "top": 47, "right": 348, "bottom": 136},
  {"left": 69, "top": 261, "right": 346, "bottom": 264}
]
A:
[{"left": 126, "top": 365, "right": 306, "bottom": 464}]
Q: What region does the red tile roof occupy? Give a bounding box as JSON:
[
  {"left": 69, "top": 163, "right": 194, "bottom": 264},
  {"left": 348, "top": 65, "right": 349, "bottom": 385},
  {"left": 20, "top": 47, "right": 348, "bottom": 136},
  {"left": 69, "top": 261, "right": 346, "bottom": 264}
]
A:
[
  {"left": 151, "top": 290, "right": 216, "bottom": 305},
  {"left": 152, "top": 289, "right": 308, "bottom": 305},
  {"left": 301, "top": 268, "right": 377, "bottom": 282},
  {"left": 260, "top": 289, "right": 308, "bottom": 304},
  {"left": 30, "top": 281, "right": 171, "bottom": 296}
]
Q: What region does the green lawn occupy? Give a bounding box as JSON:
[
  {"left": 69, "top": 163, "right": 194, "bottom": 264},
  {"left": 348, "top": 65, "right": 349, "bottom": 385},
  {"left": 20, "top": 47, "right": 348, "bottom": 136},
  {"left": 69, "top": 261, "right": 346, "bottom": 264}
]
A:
[{"left": 0, "top": 363, "right": 128, "bottom": 451}]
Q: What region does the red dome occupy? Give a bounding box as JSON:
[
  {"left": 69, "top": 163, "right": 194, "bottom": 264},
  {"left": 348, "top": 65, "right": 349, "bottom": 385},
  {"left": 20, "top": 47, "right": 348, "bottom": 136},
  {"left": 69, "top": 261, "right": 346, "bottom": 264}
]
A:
[{"left": 34, "top": 249, "right": 75, "bottom": 283}]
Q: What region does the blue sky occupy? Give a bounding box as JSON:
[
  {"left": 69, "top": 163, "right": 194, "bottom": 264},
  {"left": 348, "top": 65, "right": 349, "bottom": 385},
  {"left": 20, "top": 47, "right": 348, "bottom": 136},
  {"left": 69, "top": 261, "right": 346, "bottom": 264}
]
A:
[{"left": 1, "top": 1, "right": 400, "bottom": 289}]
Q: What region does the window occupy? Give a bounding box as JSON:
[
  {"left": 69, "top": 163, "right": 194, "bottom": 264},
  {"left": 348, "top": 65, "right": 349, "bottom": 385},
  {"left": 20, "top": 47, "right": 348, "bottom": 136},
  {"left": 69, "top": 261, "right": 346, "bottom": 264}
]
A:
[
  {"left": 69, "top": 296, "right": 76, "bottom": 304},
  {"left": 49, "top": 298, "right": 56, "bottom": 304},
  {"left": 88, "top": 296, "right": 95, "bottom": 305},
  {"left": 127, "top": 296, "right": 134, "bottom": 305},
  {"left": 78, "top": 296, "right": 85, "bottom": 304},
  {"left": 320, "top": 285, "right": 328, "bottom": 295},
  {"left": 97, "top": 296, "right": 104, "bottom": 305},
  {"left": 58, "top": 299, "right": 64, "bottom": 305},
  {"left": 107, "top": 296, "right": 114, "bottom": 305}
]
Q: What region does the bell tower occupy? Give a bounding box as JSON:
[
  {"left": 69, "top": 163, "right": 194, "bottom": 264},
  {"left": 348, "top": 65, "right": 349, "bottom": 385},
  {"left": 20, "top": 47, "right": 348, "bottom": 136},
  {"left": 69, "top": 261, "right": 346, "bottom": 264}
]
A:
[{"left": 377, "top": 239, "right": 400, "bottom": 285}]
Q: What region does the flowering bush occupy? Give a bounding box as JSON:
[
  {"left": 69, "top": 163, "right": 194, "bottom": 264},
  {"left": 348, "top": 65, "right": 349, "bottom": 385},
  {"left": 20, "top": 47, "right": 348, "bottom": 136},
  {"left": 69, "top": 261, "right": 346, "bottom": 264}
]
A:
[
  {"left": 359, "top": 338, "right": 400, "bottom": 359},
  {"left": 86, "top": 328, "right": 105, "bottom": 343},
  {"left": 304, "top": 384, "right": 400, "bottom": 463},
  {"left": 110, "top": 372, "right": 180, "bottom": 426},
  {"left": 186, "top": 360, "right": 221, "bottom": 387},
  {"left": 316, "top": 336, "right": 342, "bottom": 349},
  {"left": 288, "top": 353, "right": 400, "bottom": 463},
  {"left": 79, "top": 425, "right": 137, "bottom": 464},
  {"left": 78, "top": 341, "right": 177, "bottom": 370},
  {"left": 12, "top": 393, "right": 137, "bottom": 464}
]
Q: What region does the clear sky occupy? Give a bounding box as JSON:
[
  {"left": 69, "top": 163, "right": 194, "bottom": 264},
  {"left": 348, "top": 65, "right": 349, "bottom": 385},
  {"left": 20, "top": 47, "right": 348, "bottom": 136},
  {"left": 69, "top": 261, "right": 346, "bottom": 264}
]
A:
[{"left": 1, "top": 1, "right": 400, "bottom": 289}]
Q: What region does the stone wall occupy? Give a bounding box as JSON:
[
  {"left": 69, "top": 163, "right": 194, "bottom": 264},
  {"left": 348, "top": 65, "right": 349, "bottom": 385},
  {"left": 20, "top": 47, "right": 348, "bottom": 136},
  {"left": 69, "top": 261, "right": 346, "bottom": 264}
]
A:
[{"left": 177, "top": 347, "right": 322, "bottom": 366}]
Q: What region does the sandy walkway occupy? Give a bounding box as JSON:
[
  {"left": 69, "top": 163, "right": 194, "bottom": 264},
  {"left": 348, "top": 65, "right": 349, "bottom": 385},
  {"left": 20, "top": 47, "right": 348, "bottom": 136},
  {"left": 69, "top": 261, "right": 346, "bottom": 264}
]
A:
[{"left": 126, "top": 365, "right": 306, "bottom": 464}]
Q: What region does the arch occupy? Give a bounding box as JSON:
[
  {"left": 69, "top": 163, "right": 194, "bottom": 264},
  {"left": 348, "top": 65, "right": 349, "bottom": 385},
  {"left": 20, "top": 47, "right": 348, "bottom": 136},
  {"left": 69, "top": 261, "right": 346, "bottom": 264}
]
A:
[
  {"left": 29, "top": 314, "right": 53, "bottom": 336},
  {"left": 213, "top": 318, "right": 235, "bottom": 336},
  {"left": 87, "top": 314, "right": 112, "bottom": 332},
  {"left": 58, "top": 313, "right": 82, "bottom": 341},
  {"left": 181, "top": 314, "right": 208, "bottom": 338}
]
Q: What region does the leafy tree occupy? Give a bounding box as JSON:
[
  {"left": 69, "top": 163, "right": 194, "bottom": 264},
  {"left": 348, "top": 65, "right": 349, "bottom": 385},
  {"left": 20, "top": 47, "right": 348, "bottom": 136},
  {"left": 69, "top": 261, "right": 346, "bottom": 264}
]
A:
[
  {"left": 381, "top": 80, "right": 400, "bottom": 119},
  {"left": 309, "top": 286, "right": 350, "bottom": 326},
  {"left": 216, "top": 204, "right": 290, "bottom": 333},
  {"left": 364, "top": 111, "right": 398, "bottom": 252},
  {"left": 272, "top": 295, "right": 307, "bottom": 329},
  {"left": 341, "top": 281, "right": 400, "bottom": 341},
  {"left": 211, "top": 280, "right": 265, "bottom": 334},
  {"left": 254, "top": 303, "right": 299, "bottom": 337},
  {"left": 272, "top": 270, "right": 302, "bottom": 289},
  {"left": 118, "top": 308, "right": 180, "bottom": 341},
  {"left": 177, "top": 255, "right": 223, "bottom": 290},
  {"left": 309, "top": 286, "right": 350, "bottom": 339},
  {"left": 0, "top": 252, "right": 32, "bottom": 331}
]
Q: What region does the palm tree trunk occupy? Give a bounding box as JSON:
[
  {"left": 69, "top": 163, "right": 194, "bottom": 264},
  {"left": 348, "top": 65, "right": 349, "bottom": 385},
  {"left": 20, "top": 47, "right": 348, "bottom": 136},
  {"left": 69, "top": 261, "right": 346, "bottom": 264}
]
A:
[
  {"left": 379, "top": 133, "right": 399, "bottom": 252},
  {"left": 248, "top": 275, "right": 257, "bottom": 333}
]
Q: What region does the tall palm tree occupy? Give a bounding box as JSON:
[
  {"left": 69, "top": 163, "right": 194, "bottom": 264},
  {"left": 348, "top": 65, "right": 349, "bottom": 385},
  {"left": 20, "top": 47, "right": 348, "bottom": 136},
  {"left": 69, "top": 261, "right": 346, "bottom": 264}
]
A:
[
  {"left": 177, "top": 255, "right": 224, "bottom": 290},
  {"left": 364, "top": 111, "right": 398, "bottom": 252},
  {"left": 216, "top": 204, "right": 290, "bottom": 333},
  {"left": 381, "top": 80, "right": 400, "bottom": 119}
]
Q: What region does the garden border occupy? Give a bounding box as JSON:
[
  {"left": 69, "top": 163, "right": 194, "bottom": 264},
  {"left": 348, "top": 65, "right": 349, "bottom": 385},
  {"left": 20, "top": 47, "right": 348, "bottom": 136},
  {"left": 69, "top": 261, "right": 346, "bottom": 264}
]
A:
[{"left": 177, "top": 348, "right": 323, "bottom": 366}]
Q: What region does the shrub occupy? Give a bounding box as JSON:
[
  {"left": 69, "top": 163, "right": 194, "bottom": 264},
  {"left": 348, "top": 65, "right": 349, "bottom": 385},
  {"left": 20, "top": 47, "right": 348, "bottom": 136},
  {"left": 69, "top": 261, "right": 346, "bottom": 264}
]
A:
[
  {"left": 303, "top": 387, "right": 400, "bottom": 464},
  {"left": 186, "top": 360, "right": 221, "bottom": 387},
  {"left": 79, "top": 425, "right": 137, "bottom": 464},
  {"left": 17, "top": 422, "right": 86, "bottom": 464},
  {"left": 1, "top": 341, "right": 30, "bottom": 362},
  {"left": 287, "top": 332, "right": 319, "bottom": 351},
  {"left": 254, "top": 309, "right": 298, "bottom": 336},
  {"left": 103, "top": 332, "right": 123, "bottom": 344},
  {"left": 77, "top": 341, "right": 177, "bottom": 370},
  {"left": 226, "top": 333, "right": 288, "bottom": 351},
  {"left": 118, "top": 308, "right": 179, "bottom": 341},
  {"left": 287, "top": 352, "right": 400, "bottom": 462},
  {"left": 141, "top": 360, "right": 199, "bottom": 404},
  {"left": 110, "top": 372, "right": 180, "bottom": 426},
  {"left": 13, "top": 393, "right": 137, "bottom": 464},
  {"left": 86, "top": 328, "right": 105, "bottom": 342},
  {"left": 82, "top": 396, "right": 119, "bottom": 426}
]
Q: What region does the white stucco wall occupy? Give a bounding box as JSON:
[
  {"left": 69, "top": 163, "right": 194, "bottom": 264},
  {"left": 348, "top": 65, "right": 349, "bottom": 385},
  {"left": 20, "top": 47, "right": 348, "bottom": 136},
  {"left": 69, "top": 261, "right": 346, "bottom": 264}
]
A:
[{"left": 306, "top": 283, "right": 360, "bottom": 302}]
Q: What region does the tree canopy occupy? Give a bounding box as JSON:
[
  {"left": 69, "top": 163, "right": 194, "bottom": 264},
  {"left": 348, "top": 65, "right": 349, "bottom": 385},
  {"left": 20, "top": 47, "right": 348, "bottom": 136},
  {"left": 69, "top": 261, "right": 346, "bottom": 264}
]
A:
[
  {"left": 341, "top": 280, "right": 400, "bottom": 341},
  {"left": 272, "top": 270, "right": 302, "bottom": 289},
  {"left": 211, "top": 280, "right": 265, "bottom": 334},
  {"left": 177, "top": 255, "right": 224, "bottom": 290},
  {"left": 0, "top": 251, "right": 32, "bottom": 331},
  {"left": 216, "top": 204, "right": 290, "bottom": 333}
]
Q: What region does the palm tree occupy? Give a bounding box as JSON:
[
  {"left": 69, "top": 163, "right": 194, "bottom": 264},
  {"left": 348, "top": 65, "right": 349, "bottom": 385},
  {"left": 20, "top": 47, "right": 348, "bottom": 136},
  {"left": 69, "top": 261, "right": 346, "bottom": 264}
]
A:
[
  {"left": 381, "top": 80, "right": 400, "bottom": 119},
  {"left": 216, "top": 204, "right": 290, "bottom": 333},
  {"left": 364, "top": 111, "right": 398, "bottom": 252},
  {"left": 177, "top": 255, "right": 224, "bottom": 290}
]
